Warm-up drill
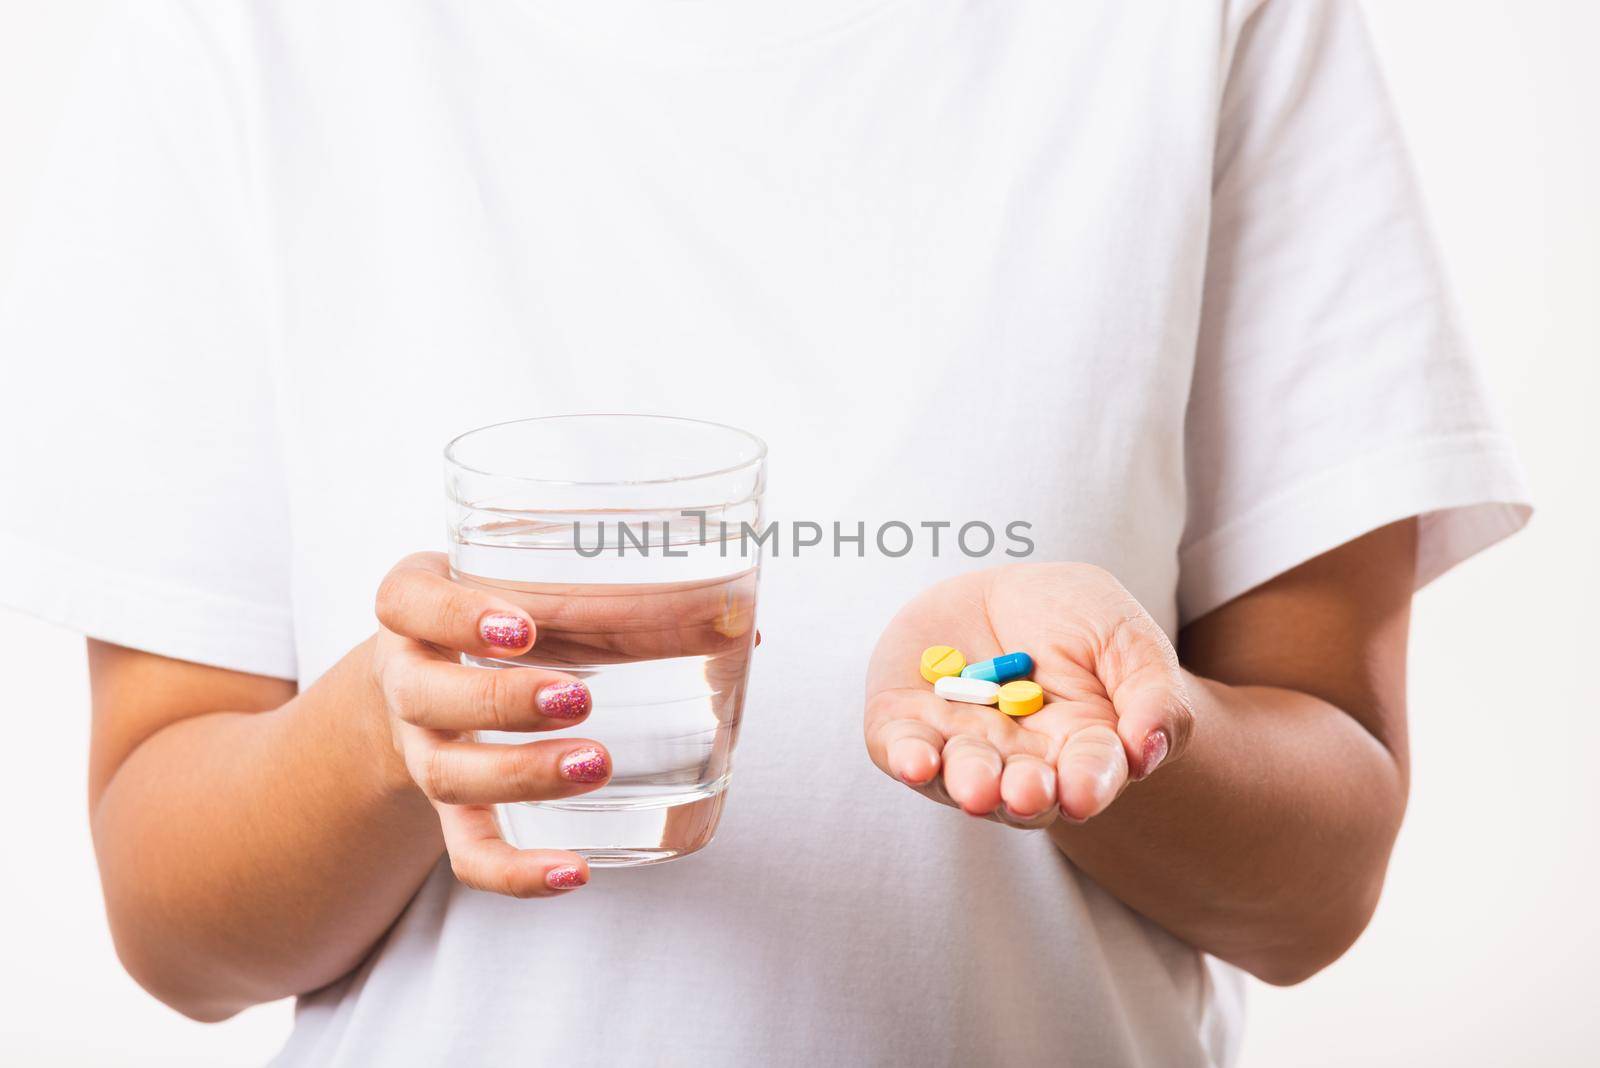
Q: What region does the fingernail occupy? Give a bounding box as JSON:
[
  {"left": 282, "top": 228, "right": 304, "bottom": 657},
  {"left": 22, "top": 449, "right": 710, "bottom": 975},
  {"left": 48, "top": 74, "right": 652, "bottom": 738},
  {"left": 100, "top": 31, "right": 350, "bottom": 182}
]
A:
[
  {"left": 546, "top": 866, "right": 587, "bottom": 890},
  {"left": 559, "top": 746, "right": 609, "bottom": 783},
  {"left": 712, "top": 605, "right": 753, "bottom": 638},
  {"left": 536, "top": 681, "right": 591, "bottom": 720},
  {"left": 480, "top": 613, "right": 530, "bottom": 649},
  {"left": 1137, "top": 730, "right": 1170, "bottom": 781}
]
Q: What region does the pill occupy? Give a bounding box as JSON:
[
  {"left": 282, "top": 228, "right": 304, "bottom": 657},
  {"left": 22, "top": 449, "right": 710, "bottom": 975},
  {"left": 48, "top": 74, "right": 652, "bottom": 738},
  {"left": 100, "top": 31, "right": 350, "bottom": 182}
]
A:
[
  {"left": 920, "top": 645, "right": 967, "bottom": 684},
  {"left": 961, "top": 652, "right": 1034, "bottom": 685},
  {"left": 934, "top": 675, "right": 1001, "bottom": 705},
  {"left": 997, "top": 680, "right": 1044, "bottom": 717}
]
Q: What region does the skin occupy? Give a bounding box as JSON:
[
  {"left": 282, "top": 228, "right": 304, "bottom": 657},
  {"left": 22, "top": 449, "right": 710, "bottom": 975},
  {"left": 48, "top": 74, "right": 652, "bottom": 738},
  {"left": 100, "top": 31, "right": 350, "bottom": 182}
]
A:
[
  {"left": 865, "top": 519, "right": 1415, "bottom": 983},
  {"left": 87, "top": 522, "right": 1414, "bottom": 1019},
  {"left": 89, "top": 553, "right": 606, "bottom": 1021}
]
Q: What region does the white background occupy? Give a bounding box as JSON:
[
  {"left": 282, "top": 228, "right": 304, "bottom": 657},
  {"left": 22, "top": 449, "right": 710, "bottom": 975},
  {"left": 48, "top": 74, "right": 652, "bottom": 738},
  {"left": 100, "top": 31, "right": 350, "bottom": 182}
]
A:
[{"left": 0, "top": 2, "right": 1595, "bottom": 1065}]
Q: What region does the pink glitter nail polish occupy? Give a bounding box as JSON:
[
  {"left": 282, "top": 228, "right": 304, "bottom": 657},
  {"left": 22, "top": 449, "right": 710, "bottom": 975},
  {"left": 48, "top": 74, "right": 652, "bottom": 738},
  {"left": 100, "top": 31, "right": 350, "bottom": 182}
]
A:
[
  {"left": 536, "top": 681, "right": 592, "bottom": 720},
  {"left": 559, "top": 746, "right": 609, "bottom": 783},
  {"left": 546, "top": 866, "right": 586, "bottom": 890},
  {"left": 1138, "top": 730, "right": 1170, "bottom": 780},
  {"left": 480, "top": 613, "right": 530, "bottom": 649}
]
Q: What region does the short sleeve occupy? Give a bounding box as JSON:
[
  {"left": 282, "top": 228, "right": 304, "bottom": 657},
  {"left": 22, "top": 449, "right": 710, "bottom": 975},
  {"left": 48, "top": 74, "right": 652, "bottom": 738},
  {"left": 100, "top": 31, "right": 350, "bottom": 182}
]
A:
[
  {"left": 0, "top": 2, "right": 296, "bottom": 678},
  {"left": 1179, "top": 0, "right": 1531, "bottom": 624}
]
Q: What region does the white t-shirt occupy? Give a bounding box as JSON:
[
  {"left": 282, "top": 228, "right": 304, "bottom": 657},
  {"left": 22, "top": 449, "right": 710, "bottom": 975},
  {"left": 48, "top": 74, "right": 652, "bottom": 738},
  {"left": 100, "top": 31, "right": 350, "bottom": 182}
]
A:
[{"left": 0, "top": 1, "right": 1529, "bottom": 1065}]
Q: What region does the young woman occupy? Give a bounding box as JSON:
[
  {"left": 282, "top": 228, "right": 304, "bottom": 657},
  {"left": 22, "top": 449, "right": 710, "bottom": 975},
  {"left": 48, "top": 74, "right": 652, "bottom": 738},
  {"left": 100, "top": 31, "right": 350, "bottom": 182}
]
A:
[{"left": 0, "top": 1, "right": 1528, "bottom": 1064}]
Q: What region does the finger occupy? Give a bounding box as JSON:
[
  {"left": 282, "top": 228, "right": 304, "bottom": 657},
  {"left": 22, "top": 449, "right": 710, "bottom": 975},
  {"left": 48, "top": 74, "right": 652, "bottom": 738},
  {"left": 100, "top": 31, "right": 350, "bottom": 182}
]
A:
[
  {"left": 375, "top": 552, "right": 535, "bottom": 657},
  {"left": 864, "top": 689, "right": 936, "bottom": 779},
  {"left": 1056, "top": 723, "right": 1128, "bottom": 822},
  {"left": 1000, "top": 754, "right": 1058, "bottom": 821},
  {"left": 1102, "top": 613, "right": 1196, "bottom": 780},
  {"left": 407, "top": 735, "right": 611, "bottom": 805},
  {"left": 1113, "top": 683, "right": 1192, "bottom": 782},
  {"left": 437, "top": 803, "right": 588, "bottom": 897},
  {"left": 383, "top": 655, "right": 592, "bottom": 731},
  {"left": 1109, "top": 670, "right": 1195, "bottom": 782},
  {"left": 868, "top": 715, "right": 945, "bottom": 787},
  {"left": 941, "top": 735, "right": 1005, "bottom": 816},
  {"left": 487, "top": 573, "right": 756, "bottom": 666}
]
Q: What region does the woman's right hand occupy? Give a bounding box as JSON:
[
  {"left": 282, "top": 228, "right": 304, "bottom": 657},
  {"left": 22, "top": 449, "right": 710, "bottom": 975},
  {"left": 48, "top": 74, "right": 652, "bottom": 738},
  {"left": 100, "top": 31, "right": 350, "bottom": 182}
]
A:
[{"left": 371, "top": 552, "right": 605, "bottom": 897}]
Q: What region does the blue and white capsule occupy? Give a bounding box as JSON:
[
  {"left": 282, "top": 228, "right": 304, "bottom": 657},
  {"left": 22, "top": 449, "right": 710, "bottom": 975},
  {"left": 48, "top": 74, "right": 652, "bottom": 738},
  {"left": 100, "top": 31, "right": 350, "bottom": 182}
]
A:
[{"left": 960, "top": 652, "right": 1034, "bottom": 685}]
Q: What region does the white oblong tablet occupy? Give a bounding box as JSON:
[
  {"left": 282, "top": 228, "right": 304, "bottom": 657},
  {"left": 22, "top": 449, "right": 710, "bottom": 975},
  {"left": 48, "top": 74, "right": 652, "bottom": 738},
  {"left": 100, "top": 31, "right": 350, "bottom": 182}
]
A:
[{"left": 934, "top": 676, "right": 1001, "bottom": 705}]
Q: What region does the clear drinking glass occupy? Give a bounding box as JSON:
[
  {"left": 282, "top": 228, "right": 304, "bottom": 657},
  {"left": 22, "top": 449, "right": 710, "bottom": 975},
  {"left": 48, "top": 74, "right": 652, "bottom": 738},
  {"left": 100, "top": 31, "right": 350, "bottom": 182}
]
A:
[{"left": 444, "top": 414, "right": 766, "bottom": 867}]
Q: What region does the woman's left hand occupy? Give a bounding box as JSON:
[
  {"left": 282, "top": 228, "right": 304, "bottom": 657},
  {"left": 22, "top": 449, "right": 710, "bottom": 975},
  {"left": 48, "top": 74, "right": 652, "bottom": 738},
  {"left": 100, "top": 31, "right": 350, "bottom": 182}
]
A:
[{"left": 864, "top": 563, "right": 1196, "bottom": 825}]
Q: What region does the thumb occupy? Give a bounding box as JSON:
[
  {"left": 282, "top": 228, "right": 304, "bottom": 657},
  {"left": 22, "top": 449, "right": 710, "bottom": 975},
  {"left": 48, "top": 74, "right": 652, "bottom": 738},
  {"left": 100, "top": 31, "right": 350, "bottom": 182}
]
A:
[{"left": 1102, "top": 616, "right": 1196, "bottom": 781}]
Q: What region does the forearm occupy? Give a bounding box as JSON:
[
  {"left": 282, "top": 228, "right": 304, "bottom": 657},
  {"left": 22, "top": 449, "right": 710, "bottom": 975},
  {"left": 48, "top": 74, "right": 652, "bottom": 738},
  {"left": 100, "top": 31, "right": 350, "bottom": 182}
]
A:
[
  {"left": 91, "top": 638, "right": 443, "bottom": 1020},
  {"left": 1049, "top": 673, "right": 1407, "bottom": 984}
]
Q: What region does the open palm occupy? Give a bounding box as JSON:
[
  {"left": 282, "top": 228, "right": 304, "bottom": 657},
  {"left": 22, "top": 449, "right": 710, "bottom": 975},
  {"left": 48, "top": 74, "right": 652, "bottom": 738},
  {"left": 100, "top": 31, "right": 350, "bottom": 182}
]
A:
[{"left": 864, "top": 563, "right": 1195, "bottom": 824}]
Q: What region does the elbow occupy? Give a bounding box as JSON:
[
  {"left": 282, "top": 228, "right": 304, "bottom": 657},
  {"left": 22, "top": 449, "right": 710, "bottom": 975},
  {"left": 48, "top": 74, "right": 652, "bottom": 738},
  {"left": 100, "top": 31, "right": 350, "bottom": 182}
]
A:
[
  {"left": 1235, "top": 773, "right": 1407, "bottom": 987},
  {"left": 1233, "top": 873, "right": 1386, "bottom": 987},
  {"left": 1240, "top": 942, "right": 1352, "bottom": 988},
  {"left": 93, "top": 812, "right": 262, "bottom": 1022},
  {"left": 114, "top": 963, "right": 249, "bottom": 1024},
  {"left": 99, "top": 869, "right": 263, "bottom": 1022},
  {"left": 106, "top": 920, "right": 254, "bottom": 1023},
  {"left": 167, "top": 998, "right": 248, "bottom": 1026}
]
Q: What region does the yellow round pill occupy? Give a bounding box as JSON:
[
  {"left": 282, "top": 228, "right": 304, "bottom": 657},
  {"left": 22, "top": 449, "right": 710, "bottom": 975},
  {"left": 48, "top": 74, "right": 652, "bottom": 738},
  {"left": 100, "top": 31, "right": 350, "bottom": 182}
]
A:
[
  {"left": 919, "top": 645, "right": 967, "bottom": 684},
  {"left": 997, "top": 680, "right": 1044, "bottom": 717}
]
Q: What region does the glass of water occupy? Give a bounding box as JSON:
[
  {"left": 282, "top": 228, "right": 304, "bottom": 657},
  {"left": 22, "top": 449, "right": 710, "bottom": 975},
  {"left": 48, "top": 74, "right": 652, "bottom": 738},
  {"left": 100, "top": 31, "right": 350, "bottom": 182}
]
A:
[{"left": 444, "top": 414, "right": 766, "bottom": 868}]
